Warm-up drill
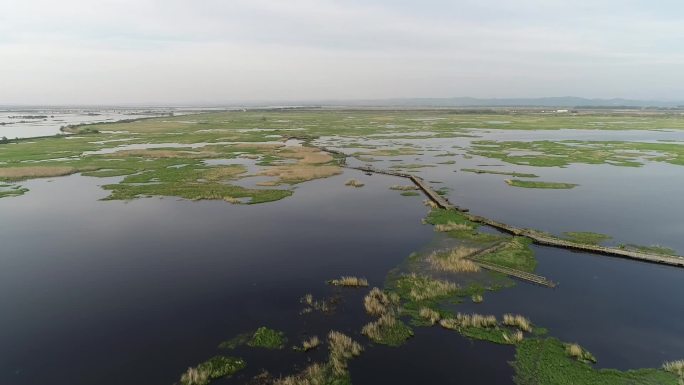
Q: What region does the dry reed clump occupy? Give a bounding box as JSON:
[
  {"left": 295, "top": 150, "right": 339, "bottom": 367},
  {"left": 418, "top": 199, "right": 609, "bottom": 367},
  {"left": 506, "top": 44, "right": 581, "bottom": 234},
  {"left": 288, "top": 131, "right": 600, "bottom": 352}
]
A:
[
  {"left": 277, "top": 147, "right": 333, "bottom": 164},
  {"left": 566, "top": 343, "right": 583, "bottom": 359},
  {"left": 428, "top": 248, "right": 481, "bottom": 273},
  {"left": 259, "top": 165, "right": 342, "bottom": 184},
  {"left": 439, "top": 313, "right": 497, "bottom": 330},
  {"left": 300, "top": 293, "right": 331, "bottom": 314},
  {"left": 363, "top": 287, "right": 396, "bottom": 316},
  {"left": 180, "top": 367, "right": 210, "bottom": 385},
  {"left": 471, "top": 294, "right": 484, "bottom": 303},
  {"left": 344, "top": 178, "right": 365, "bottom": 187},
  {"left": 389, "top": 185, "right": 419, "bottom": 191},
  {"left": 401, "top": 273, "right": 458, "bottom": 302},
  {"left": 0, "top": 166, "right": 78, "bottom": 180},
  {"left": 273, "top": 363, "right": 326, "bottom": 385},
  {"left": 361, "top": 314, "right": 396, "bottom": 340},
  {"left": 423, "top": 199, "right": 438, "bottom": 209},
  {"left": 300, "top": 336, "right": 321, "bottom": 351},
  {"left": 502, "top": 330, "right": 524, "bottom": 344},
  {"left": 662, "top": 360, "right": 684, "bottom": 377},
  {"left": 434, "top": 222, "right": 474, "bottom": 232},
  {"left": 328, "top": 276, "right": 368, "bottom": 287},
  {"left": 418, "top": 307, "right": 441, "bottom": 325},
  {"left": 328, "top": 331, "right": 363, "bottom": 376},
  {"left": 502, "top": 314, "right": 533, "bottom": 332}
]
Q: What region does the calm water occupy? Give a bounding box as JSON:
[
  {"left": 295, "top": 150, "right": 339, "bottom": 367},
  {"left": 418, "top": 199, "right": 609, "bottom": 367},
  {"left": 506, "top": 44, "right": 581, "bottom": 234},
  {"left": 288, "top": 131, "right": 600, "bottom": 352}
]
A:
[{"left": 2, "top": 129, "right": 684, "bottom": 384}]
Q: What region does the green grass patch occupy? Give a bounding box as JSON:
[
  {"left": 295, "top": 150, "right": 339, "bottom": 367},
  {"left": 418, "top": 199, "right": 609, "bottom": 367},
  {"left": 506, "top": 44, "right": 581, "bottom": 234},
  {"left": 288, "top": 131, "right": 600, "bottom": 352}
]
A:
[
  {"left": 618, "top": 244, "right": 677, "bottom": 256},
  {"left": 461, "top": 168, "right": 539, "bottom": 178},
  {"left": 362, "top": 315, "right": 414, "bottom": 347},
  {"left": 218, "top": 332, "right": 252, "bottom": 350},
  {"left": 505, "top": 179, "right": 577, "bottom": 189},
  {"left": 247, "top": 327, "right": 287, "bottom": 349},
  {"left": 477, "top": 237, "right": 537, "bottom": 272},
  {"left": 400, "top": 191, "right": 420, "bottom": 197},
  {"left": 563, "top": 232, "right": 612, "bottom": 245},
  {"left": 513, "top": 338, "right": 678, "bottom": 385}
]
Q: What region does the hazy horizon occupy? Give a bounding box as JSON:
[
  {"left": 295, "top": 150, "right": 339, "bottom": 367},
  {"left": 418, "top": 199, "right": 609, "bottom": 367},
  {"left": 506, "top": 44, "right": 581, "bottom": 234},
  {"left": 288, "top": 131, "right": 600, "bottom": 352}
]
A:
[{"left": 2, "top": 0, "right": 683, "bottom": 105}]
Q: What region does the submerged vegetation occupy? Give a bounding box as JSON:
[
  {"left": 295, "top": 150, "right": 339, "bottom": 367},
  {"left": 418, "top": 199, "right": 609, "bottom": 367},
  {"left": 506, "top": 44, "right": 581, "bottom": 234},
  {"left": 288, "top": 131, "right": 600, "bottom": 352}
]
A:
[
  {"left": 563, "top": 231, "right": 613, "bottom": 245},
  {"left": 461, "top": 168, "right": 539, "bottom": 178}
]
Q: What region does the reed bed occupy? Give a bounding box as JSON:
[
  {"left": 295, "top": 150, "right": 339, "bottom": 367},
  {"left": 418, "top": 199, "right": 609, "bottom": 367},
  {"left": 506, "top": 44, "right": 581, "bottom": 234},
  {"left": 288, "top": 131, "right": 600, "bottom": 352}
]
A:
[
  {"left": 327, "top": 276, "right": 368, "bottom": 287},
  {"left": 362, "top": 314, "right": 396, "bottom": 340},
  {"left": 428, "top": 247, "right": 481, "bottom": 273},
  {"left": 300, "top": 336, "right": 321, "bottom": 352},
  {"left": 502, "top": 330, "right": 524, "bottom": 344},
  {"left": 564, "top": 342, "right": 597, "bottom": 363},
  {"left": 363, "top": 287, "right": 396, "bottom": 316},
  {"left": 439, "top": 313, "right": 497, "bottom": 330},
  {"left": 502, "top": 314, "right": 533, "bottom": 332},
  {"left": 399, "top": 273, "right": 458, "bottom": 302},
  {"left": 300, "top": 293, "right": 331, "bottom": 313},
  {"left": 344, "top": 178, "right": 365, "bottom": 187},
  {"left": 662, "top": 360, "right": 684, "bottom": 377},
  {"left": 434, "top": 222, "right": 474, "bottom": 232},
  {"left": 418, "top": 307, "right": 441, "bottom": 325},
  {"left": 471, "top": 294, "right": 484, "bottom": 303},
  {"left": 328, "top": 331, "right": 363, "bottom": 375},
  {"left": 180, "top": 367, "right": 210, "bottom": 385},
  {"left": 274, "top": 363, "right": 326, "bottom": 385}
]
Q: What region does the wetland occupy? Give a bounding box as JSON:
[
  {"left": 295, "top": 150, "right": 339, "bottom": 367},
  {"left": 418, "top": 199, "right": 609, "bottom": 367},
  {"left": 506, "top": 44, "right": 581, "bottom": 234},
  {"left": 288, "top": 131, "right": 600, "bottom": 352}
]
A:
[{"left": 2, "top": 109, "right": 684, "bottom": 385}]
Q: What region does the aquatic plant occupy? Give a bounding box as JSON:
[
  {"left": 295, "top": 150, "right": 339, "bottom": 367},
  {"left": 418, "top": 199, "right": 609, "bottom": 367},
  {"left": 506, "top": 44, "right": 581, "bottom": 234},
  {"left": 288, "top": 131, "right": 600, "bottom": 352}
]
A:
[
  {"left": 344, "top": 178, "right": 365, "bottom": 187},
  {"left": 328, "top": 331, "right": 363, "bottom": 376},
  {"left": 503, "top": 330, "right": 524, "bottom": 344},
  {"left": 433, "top": 222, "right": 474, "bottom": 232},
  {"left": 505, "top": 179, "right": 578, "bottom": 189},
  {"left": 363, "top": 287, "right": 397, "bottom": 316},
  {"left": 428, "top": 247, "right": 481, "bottom": 273},
  {"left": 361, "top": 314, "right": 413, "bottom": 346},
  {"left": 503, "top": 314, "right": 533, "bottom": 332},
  {"left": 394, "top": 273, "right": 458, "bottom": 302},
  {"left": 298, "top": 336, "right": 321, "bottom": 352},
  {"left": 439, "top": 313, "right": 497, "bottom": 330},
  {"left": 663, "top": 360, "right": 684, "bottom": 378},
  {"left": 247, "top": 327, "right": 287, "bottom": 349},
  {"left": 472, "top": 294, "right": 484, "bottom": 303},
  {"left": 179, "top": 356, "right": 246, "bottom": 385},
  {"left": 327, "top": 276, "right": 369, "bottom": 287},
  {"left": 418, "top": 307, "right": 441, "bottom": 325}
]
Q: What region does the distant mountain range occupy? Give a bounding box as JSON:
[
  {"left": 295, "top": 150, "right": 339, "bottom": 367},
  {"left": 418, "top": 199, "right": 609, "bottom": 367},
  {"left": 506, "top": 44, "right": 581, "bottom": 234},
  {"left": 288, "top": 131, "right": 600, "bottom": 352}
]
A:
[{"left": 319, "top": 97, "right": 684, "bottom": 108}]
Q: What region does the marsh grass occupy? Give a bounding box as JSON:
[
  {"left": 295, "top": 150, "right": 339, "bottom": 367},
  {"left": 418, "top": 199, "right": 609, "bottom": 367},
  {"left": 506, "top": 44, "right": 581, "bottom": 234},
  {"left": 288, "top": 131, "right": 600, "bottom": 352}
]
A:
[
  {"left": 418, "top": 307, "right": 441, "bottom": 325},
  {"left": 297, "top": 336, "right": 321, "bottom": 352},
  {"left": 428, "top": 247, "right": 481, "bottom": 273},
  {"left": 179, "top": 356, "right": 246, "bottom": 385},
  {"left": 503, "top": 314, "right": 533, "bottom": 332},
  {"left": 344, "top": 178, "right": 365, "bottom": 187},
  {"left": 663, "top": 360, "right": 684, "bottom": 378},
  {"left": 439, "top": 313, "right": 497, "bottom": 329},
  {"left": 300, "top": 293, "right": 336, "bottom": 314},
  {"left": 247, "top": 327, "right": 287, "bottom": 349},
  {"left": 565, "top": 343, "right": 597, "bottom": 363},
  {"left": 434, "top": 222, "right": 474, "bottom": 232},
  {"left": 472, "top": 294, "right": 484, "bottom": 303},
  {"left": 328, "top": 331, "right": 363, "bottom": 376},
  {"left": 363, "top": 287, "right": 398, "bottom": 316},
  {"left": 361, "top": 314, "right": 414, "bottom": 346},
  {"left": 327, "top": 276, "right": 369, "bottom": 287},
  {"left": 394, "top": 273, "right": 458, "bottom": 302},
  {"left": 505, "top": 179, "right": 578, "bottom": 189},
  {"left": 503, "top": 330, "right": 524, "bottom": 344}
]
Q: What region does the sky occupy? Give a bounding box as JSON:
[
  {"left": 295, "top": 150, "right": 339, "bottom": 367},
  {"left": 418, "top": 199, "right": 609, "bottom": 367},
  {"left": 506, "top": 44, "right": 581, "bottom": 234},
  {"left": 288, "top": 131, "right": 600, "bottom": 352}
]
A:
[{"left": 1, "top": 0, "right": 683, "bottom": 105}]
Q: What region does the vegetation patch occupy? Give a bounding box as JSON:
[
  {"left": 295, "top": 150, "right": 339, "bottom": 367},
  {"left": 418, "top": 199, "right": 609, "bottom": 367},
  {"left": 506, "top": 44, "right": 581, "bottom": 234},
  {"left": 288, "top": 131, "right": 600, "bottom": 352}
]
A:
[
  {"left": 400, "top": 191, "right": 420, "bottom": 197},
  {"left": 618, "top": 243, "right": 677, "bottom": 256},
  {"left": 513, "top": 338, "right": 677, "bottom": 385},
  {"left": 562, "top": 232, "right": 612, "bottom": 245},
  {"left": 476, "top": 237, "right": 537, "bottom": 272},
  {"left": 247, "top": 327, "right": 287, "bottom": 349},
  {"left": 461, "top": 168, "right": 539, "bottom": 178},
  {"left": 344, "top": 178, "right": 365, "bottom": 188},
  {"left": 505, "top": 179, "right": 578, "bottom": 189},
  {"left": 179, "top": 356, "right": 246, "bottom": 385},
  {"left": 218, "top": 332, "right": 252, "bottom": 349},
  {"left": 327, "top": 276, "right": 369, "bottom": 287},
  {"left": 361, "top": 314, "right": 414, "bottom": 346}
]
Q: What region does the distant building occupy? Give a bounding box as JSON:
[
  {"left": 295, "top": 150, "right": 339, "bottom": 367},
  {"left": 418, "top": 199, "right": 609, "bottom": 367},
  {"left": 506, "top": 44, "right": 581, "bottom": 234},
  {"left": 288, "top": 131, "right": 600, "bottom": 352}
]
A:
[{"left": 555, "top": 109, "right": 569, "bottom": 113}]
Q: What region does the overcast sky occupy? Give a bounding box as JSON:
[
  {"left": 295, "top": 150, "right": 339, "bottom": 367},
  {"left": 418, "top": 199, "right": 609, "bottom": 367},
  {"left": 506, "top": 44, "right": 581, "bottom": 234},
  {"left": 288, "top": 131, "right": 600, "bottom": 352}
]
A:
[{"left": 1, "top": 0, "right": 683, "bottom": 105}]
